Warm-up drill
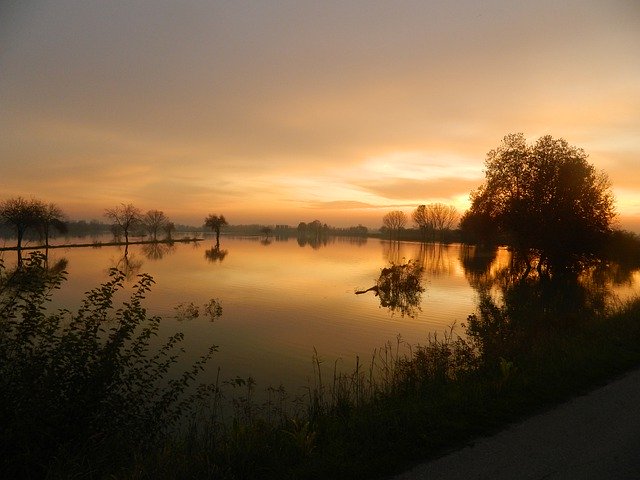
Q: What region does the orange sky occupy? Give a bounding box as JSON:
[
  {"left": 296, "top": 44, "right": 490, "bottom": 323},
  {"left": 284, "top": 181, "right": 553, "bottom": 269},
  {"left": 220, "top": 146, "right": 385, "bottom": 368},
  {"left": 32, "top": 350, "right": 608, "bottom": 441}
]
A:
[{"left": 1, "top": 1, "right": 639, "bottom": 230}]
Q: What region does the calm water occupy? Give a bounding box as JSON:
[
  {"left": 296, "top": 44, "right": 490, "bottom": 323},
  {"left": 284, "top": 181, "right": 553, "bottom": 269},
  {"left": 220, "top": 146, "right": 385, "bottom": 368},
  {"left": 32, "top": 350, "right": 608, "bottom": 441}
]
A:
[{"left": 6, "top": 235, "right": 640, "bottom": 395}]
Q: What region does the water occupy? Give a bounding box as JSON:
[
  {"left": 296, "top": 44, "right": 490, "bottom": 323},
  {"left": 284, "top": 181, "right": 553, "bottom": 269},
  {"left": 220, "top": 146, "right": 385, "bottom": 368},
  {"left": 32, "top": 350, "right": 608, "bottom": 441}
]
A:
[{"left": 3, "top": 234, "right": 638, "bottom": 395}]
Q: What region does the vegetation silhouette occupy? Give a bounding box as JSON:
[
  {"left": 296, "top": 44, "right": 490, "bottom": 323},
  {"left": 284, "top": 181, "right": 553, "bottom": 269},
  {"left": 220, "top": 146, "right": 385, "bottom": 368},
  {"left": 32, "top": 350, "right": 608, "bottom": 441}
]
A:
[
  {"left": 460, "top": 134, "right": 615, "bottom": 273},
  {"left": 412, "top": 203, "right": 458, "bottom": 242},
  {"left": 204, "top": 214, "right": 228, "bottom": 247},
  {"left": 0, "top": 252, "right": 217, "bottom": 478},
  {"left": 142, "top": 209, "right": 170, "bottom": 241},
  {"left": 0, "top": 197, "right": 68, "bottom": 266},
  {"left": 356, "top": 260, "right": 425, "bottom": 317},
  {"left": 381, "top": 210, "right": 407, "bottom": 239},
  {"left": 105, "top": 203, "right": 142, "bottom": 245}
]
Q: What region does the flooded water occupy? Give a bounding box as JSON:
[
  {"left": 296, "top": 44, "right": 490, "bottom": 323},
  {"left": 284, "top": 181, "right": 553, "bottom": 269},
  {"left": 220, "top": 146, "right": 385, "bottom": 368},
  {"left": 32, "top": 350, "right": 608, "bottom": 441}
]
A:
[{"left": 4, "top": 234, "right": 639, "bottom": 395}]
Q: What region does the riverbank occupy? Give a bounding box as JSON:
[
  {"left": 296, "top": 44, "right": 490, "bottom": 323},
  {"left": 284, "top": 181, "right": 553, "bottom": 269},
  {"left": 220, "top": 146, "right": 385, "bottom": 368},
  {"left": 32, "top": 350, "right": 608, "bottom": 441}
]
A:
[
  {"left": 393, "top": 365, "right": 640, "bottom": 479},
  {"left": 0, "top": 237, "right": 203, "bottom": 251}
]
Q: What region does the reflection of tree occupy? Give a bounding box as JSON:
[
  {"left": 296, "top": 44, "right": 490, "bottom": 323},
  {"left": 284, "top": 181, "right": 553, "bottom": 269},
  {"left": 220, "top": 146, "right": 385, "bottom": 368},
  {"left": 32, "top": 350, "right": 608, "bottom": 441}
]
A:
[
  {"left": 204, "top": 246, "right": 228, "bottom": 263},
  {"left": 463, "top": 253, "right": 620, "bottom": 365},
  {"left": 356, "top": 260, "right": 425, "bottom": 317},
  {"left": 141, "top": 241, "right": 176, "bottom": 260},
  {"left": 416, "top": 243, "right": 455, "bottom": 276},
  {"left": 111, "top": 248, "right": 143, "bottom": 281},
  {"left": 461, "top": 245, "right": 498, "bottom": 289},
  {"left": 1, "top": 252, "right": 68, "bottom": 302}
]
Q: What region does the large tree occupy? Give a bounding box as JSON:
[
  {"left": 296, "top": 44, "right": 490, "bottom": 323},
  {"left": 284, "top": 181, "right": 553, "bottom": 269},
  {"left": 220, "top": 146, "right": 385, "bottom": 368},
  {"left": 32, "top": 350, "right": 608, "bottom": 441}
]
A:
[
  {"left": 461, "top": 133, "right": 615, "bottom": 270},
  {"left": 104, "top": 203, "right": 142, "bottom": 245},
  {"left": 204, "top": 214, "right": 228, "bottom": 246}
]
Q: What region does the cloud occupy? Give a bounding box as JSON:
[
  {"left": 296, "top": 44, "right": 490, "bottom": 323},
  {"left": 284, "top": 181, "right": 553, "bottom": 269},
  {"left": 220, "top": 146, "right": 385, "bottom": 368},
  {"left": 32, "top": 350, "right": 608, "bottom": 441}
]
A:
[{"left": 354, "top": 177, "right": 480, "bottom": 202}]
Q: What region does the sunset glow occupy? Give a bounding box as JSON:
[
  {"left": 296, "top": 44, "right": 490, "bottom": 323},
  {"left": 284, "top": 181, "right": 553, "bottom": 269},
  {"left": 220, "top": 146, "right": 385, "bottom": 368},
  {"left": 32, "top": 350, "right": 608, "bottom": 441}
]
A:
[{"left": 1, "top": 1, "right": 639, "bottom": 230}]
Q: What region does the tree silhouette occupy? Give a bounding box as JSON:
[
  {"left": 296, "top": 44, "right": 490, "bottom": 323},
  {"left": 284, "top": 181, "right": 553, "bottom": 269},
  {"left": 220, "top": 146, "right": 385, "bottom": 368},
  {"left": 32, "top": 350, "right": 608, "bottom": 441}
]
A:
[
  {"left": 142, "top": 210, "right": 169, "bottom": 241},
  {"left": 461, "top": 133, "right": 615, "bottom": 272},
  {"left": 204, "top": 214, "right": 228, "bottom": 246},
  {"left": 104, "top": 203, "right": 142, "bottom": 245},
  {"left": 382, "top": 211, "right": 407, "bottom": 238},
  {"left": 0, "top": 197, "right": 42, "bottom": 263},
  {"left": 413, "top": 203, "right": 458, "bottom": 241},
  {"left": 35, "top": 201, "right": 67, "bottom": 248}
]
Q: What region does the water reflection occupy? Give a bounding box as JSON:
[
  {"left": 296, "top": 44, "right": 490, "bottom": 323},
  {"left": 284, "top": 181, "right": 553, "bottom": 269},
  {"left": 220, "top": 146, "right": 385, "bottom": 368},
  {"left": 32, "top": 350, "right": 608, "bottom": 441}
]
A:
[
  {"left": 460, "top": 247, "right": 638, "bottom": 364},
  {"left": 205, "top": 245, "right": 228, "bottom": 263},
  {"left": 111, "top": 249, "right": 143, "bottom": 281},
  {"left": 141, "top": 241, "right": 176, "bottom": 261},
  {"left": 356, "top": 260, "right": 425, "bottom": 317}
]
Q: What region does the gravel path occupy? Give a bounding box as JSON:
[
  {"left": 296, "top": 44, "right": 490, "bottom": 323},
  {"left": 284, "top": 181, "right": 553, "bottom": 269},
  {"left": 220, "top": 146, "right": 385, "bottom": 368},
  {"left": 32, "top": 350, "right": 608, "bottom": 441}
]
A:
[{"left": 392, "top": 367, "right": 640, "bottom": 479}]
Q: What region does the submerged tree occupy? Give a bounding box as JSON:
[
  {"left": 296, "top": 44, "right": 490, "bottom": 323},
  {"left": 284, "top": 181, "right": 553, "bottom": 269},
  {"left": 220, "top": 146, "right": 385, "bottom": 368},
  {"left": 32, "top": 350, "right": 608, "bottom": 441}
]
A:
[
  {"left": 143, "top": 210, "right": 169, "bottom": 241},
  {"left": 0, "top": 197, "right": 43, "bottom": 263},
  {"left": 356, "top": 260, "right": 425, "bottom": 317},
  {"left": 204, "top": 214, "right": 228, "bottom": 246},
  {"left": 413, "top": 203, "right": 458, "bottom": 241},
  {"left": 461, "top": 134, "right": 615, "bottom": 272},
  {"left": 382, "top": 211, "right": 407, "bottom": 238},
  {"left": 35, "top": 202, "right": 68, "bottom": 248},
  {"left": 104, "top": 203, "right": 142, "bottom": 245}
]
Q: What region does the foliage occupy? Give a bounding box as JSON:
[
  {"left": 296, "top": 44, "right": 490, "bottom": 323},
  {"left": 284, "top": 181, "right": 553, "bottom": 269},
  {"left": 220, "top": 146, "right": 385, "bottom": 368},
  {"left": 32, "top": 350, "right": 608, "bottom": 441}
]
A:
[
  {"left": 461, "top": 133, "right": 616, "bottom": 271},
  {"left": 0, "top": 252, "right": 217, "bottom": 478}
]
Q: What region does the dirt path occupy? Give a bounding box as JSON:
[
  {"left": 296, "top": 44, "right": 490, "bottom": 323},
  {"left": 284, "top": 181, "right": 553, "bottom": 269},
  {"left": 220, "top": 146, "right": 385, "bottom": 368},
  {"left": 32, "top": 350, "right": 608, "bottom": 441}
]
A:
[{"left": 392, "top": 367, "right": 640, "bottom": 479}]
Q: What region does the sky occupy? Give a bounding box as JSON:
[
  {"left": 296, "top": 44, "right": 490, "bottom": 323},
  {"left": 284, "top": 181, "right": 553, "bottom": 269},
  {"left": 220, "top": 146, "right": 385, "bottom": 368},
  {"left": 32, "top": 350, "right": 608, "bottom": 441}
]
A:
[{"left": 1, "top": 0, "right": 639, "bottom": 230}]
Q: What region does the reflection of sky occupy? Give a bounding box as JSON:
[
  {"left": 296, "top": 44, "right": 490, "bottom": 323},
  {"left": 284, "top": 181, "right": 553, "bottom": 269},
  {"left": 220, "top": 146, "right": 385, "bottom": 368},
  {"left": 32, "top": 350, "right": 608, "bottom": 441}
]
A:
[
  {"left": 1, "top": 1, "right": 639, "bottom": 230},
  {"left": 34, "top": 237, "right": 477, "bottom": 392}
]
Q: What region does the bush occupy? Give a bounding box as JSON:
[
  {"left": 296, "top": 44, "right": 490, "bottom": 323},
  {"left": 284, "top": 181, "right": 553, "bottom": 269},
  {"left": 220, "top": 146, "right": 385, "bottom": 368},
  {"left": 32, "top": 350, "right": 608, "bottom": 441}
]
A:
[{"left": 0, "top": 252, "right": 216, "bottom": 477}]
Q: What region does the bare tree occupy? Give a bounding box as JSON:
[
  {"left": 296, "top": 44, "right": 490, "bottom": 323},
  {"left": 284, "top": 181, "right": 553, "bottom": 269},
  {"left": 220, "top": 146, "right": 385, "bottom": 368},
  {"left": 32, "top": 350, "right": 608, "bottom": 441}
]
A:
[
  {"left": 35, "top": 201, "right": 68, "bottom": 247},
  {"left": 413, "top": 203, "right": 458, "bottom": 241},
  {"left": 104, "top": 203, "right": 142, "bottom": 245},
  {"left": 382, "top": 211, "right": 407, "bottom": 238},
  {"left": 0, "top": 197, "right": 42, "bottom": 260},
  {"left": 163, "top": 221, "right": 175, "bottom": 240},
  {"left": 143, "top": 210, "right": 169, "bottom": 241},
  {"left": 430, "top": 203, "right": 458, "bottom": 232},
  {"left": 413, "top": 205, "right": 434, "bottom": 240},
  {"left": 204, "top": 214, "right": 228, "bottom": 246}
]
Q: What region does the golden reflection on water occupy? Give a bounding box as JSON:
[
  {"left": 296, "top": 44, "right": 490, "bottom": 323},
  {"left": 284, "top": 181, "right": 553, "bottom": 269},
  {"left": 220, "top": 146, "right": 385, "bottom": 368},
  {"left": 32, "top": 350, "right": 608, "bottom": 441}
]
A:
[{"left": 16, "top": 236, "right": 639, "bottom": 393}]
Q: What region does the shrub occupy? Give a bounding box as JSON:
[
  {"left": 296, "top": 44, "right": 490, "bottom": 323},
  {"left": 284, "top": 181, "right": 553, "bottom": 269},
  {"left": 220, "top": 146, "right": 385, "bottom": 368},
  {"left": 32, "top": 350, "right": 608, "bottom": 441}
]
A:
[{"left": 0, "top": 252, "right": 216, "bottom": 477}]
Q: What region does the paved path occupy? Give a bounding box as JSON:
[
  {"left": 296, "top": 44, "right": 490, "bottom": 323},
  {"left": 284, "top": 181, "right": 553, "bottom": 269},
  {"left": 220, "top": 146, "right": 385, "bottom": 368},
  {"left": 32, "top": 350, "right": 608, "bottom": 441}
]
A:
[{"left": 392, "top": 367, "right": 640, "bottom": 480}]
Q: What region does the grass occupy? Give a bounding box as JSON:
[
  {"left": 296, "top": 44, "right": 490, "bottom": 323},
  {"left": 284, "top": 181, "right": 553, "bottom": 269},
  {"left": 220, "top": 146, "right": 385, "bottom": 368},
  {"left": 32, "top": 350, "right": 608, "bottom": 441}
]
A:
[{"left": 1, "top": 252, "right": 639, "bottom": 479}]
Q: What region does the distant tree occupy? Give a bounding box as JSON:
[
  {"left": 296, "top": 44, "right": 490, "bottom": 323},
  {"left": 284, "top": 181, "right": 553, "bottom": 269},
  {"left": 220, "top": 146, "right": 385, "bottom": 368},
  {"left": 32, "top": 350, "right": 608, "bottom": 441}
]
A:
[
  {"left": 35, "top": 201, "right": 68, "bottom": 247},
  {"left": 260, "top": 226, "right": 273, "bottom": 238},
  {"left": 163, "top": 221, "right": 176, "bottom": 240},
  {"left": 0, "top": 197, "right": 42, "bottom": 258},
  {"left": 143, "top": 210, "right": 169, "bottom": 241},
  {"left": 462, "top": 133, "right": 616, "bottom": 270},
  {"left": 430, "top": 203, "right": 458, "bottom": 234},
  {"left": 204, "top": 214, "right": 228, "bottom": 246},
  {"left": 413, "top": 205, "right": 434, "bottom": 240},
  {"left": 413, "top": 203, "right": 458, "bottom": 241},
  {"left": 104, "top": 203, "right": 142, "bottom": 245},
  {"left": 382, "top": 211, "right": 407, "bottom": 238}
]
